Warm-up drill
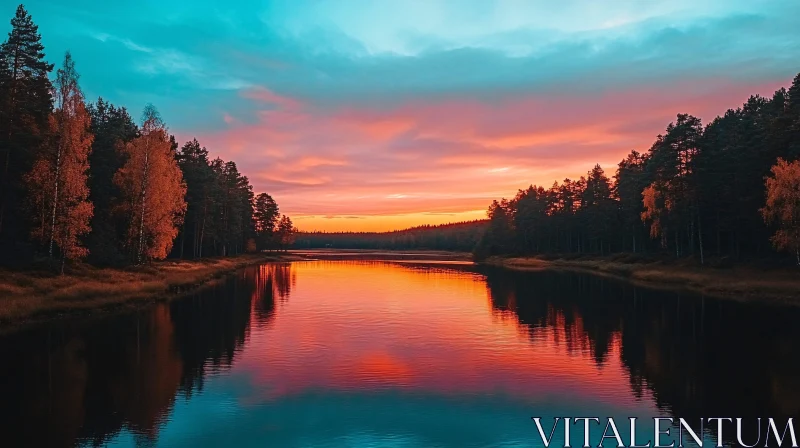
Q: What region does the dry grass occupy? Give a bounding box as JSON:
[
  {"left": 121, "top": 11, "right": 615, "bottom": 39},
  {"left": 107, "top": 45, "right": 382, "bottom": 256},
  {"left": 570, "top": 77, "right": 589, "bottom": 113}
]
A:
[
  {"left": 0, "top": 253, "right": 300, "bottom": 326},
  {"left": 484, "top": 255, "right": 800, "bottom": 304}
]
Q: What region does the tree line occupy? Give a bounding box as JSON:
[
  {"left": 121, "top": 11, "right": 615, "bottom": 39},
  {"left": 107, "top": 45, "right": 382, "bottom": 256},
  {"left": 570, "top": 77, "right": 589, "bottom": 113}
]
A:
[
  {"left": 295, "top": 220, "right": 488, "bottom": 252},
  {"left": 475, "top": 72, "right": 800, "bottom": 265},
  {"left": 0, "top": 5, "right": 295, "bottom": 270}
]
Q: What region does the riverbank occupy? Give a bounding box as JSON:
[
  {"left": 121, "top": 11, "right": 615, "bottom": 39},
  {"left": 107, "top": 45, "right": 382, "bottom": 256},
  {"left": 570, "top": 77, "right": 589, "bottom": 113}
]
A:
[
  {"left": 0, "top": 253, "right": 304, "bottom": 329},
  {"left": 481, "top": 254, "right": 800, "bottom": 303}
]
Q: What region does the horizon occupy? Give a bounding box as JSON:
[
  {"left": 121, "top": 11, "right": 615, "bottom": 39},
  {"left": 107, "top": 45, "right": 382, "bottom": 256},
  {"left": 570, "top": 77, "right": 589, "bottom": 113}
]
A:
[
  {"left": 14, "top": 0, "right": 800, "bottom": 232},
  {"left": 296, "top": 218, "right": 488, "bottom": 234},
  {"left": 4, "top": 3, "right": 800, "bottom": 445}
]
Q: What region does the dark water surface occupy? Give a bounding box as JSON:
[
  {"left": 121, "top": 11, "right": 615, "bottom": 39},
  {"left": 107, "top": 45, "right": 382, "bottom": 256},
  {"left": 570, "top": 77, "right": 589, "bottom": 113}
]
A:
[{"left": 1, "top": 260, "right": 799, "bottom": 447}]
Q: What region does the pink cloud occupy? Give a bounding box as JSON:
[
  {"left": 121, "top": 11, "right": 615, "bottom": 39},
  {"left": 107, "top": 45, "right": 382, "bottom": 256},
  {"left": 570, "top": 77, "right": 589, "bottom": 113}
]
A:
[{"left": 183, "top": 76, "right": 789, "bottom": 231}]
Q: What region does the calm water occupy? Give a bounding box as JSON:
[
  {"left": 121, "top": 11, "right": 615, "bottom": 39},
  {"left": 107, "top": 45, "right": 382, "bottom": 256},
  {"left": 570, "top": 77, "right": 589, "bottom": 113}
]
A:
[{"left": 1, "top": 259, "right": 799, "bottom": 447}]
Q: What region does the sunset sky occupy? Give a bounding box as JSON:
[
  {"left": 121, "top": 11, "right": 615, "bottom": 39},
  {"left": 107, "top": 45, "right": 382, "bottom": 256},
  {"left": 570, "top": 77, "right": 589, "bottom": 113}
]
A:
[{"left": 17, "top": 0, "right": 800, "bottom": 231}]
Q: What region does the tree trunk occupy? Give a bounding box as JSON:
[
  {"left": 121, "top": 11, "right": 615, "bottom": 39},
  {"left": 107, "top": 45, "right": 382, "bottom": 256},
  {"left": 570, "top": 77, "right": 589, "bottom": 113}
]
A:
[
  {"left": 796, "top": 229, "right": 800, "bottom": 267},
  {"left": 675, "top": 230, "right": 679, "bottom": 258},
  {"left": 136, "top": 143, "right": 150, "bottom": 265},
  {"left": 698, "top": 214, "right": 705, "bottom": 266},
  {"left": 48, "top": 139, "right": 63, "bottom": 259},
  {"left": 199, "top": 212, "right": 205, "bottom": 258},
  {"left": 716, "top": 210, "right": 721, "bottom": 255},
  {"left": 179, "top": 225, "right": 185, "bottom": 259}
]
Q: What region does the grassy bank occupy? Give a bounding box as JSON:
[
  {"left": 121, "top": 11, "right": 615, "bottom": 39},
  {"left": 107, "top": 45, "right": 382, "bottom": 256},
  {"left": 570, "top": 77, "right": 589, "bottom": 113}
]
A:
[
  {"left": 0, "top": 253, "right": 304, "bottom": 327},
  {"left": 481, "top": 254, "right": 800, "bottom": 303}
]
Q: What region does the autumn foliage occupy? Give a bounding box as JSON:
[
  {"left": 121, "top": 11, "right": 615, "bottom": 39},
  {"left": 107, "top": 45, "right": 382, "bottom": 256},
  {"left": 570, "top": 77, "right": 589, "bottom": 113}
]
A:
[
  {"left": 24, "top": 52, "right": 92, "bottom": 266},
  {"left": 761, "top": 158, "right": 800, "bottom": 265},
  {"left": 640, "top": 183, "right": 663, "bottom": 239},
  {"left": 0, "top": 6, "right": 292, "bottom": 271},
  {"left": 114, "top": 107, "right": 187, "bottom": 264},
  {"left": 476, "top": 74, "right": 800, "bottom": 265}
]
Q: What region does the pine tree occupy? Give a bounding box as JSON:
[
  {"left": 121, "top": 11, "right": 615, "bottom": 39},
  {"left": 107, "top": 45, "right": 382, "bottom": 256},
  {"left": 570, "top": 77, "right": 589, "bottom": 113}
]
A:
[
  {"left": 0, "top": 4, "right": 53, "bottom": 247},
  {"left": 474, "top": 199, "right": 514, "bottom": 259},
  {"left": 615, "top": 150, "right": 649, "bottom": 253},
  {"left": 85, "top": 97, "right": 138, "bottom": 265},
  {"left": 24, "top": 52, "right": 92, "bottom": 271},
  {"left": 253, "top": 192, "right": 279, "bottom": 250},
  {"left": 581, "top": 164, "right": 615, "bottom": 254},
  {"left": 276, "top": 215, "right": 296, "bottom": 251},
  {"left": 209, "top": 160, "right": 254, "bottom": 256},
  {"left": 175, "top": 138, "right": 213, "bottom": 258}
]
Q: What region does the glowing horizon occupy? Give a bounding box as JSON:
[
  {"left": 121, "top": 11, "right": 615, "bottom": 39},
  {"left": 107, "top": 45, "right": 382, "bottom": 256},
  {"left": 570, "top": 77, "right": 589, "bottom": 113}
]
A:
[{"left": 18, "top": 0, "right": 800, "bottom": 232}]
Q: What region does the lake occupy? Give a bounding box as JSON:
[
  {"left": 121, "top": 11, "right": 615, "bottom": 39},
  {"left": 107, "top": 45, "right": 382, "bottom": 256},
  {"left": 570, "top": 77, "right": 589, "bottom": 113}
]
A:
[{"left": 1, "top": 257, "right": 799, "bottom": 447}]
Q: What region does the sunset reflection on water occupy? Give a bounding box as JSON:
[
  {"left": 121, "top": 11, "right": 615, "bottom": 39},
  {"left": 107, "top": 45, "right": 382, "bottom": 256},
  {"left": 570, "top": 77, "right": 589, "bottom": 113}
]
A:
[{"left": 2, "top": 260, "right": 799, "bottom": 447}]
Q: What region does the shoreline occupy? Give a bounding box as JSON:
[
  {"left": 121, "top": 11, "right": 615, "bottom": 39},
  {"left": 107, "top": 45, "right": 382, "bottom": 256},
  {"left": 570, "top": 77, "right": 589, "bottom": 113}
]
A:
[
  {"left": 5, "top": 250, "right": 800, "bottom": 333},
  {"left": 480, "top": 255, "right": 800, "bottom": 304},
  {"left": 0, "top": 253, "right": 305, "bottom": 333}
]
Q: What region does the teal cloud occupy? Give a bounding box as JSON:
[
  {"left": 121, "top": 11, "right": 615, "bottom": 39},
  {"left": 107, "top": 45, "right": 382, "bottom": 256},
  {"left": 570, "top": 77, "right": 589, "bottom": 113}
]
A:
[{"left": 7, "top": 0, "right": 799, "bottom": 134}]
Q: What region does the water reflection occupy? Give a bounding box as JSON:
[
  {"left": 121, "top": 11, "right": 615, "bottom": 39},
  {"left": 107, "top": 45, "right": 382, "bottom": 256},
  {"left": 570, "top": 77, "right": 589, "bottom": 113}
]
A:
[
  {"left": 0, "top": 261, "right": 797, "bottom": 447},
  {"left": 0, "top": 263, "right": 293, "bottom": 447},
  {"left": 481, "top": 266, "right": 800, "bottom": 444}
]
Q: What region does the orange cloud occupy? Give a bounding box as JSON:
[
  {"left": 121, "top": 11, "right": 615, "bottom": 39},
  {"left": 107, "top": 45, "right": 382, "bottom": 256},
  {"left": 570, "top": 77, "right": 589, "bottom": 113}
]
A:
[{"left": 180, "top": 78, "right": 789, "bottom": 231}]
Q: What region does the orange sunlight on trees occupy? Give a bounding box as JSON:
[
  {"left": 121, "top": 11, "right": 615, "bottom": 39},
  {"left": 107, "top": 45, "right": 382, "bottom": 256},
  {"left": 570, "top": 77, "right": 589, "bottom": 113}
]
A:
[
  {"left": 762, "top": 158, "right": 800, "bottom": 265},
  {"left": 25, "top": 51, "right": 92, "bottom": 271},
  {"left": 0, "top": 7, "right": 293, "bottom": 270},
  {"left": 641, "top": 182, "right": 668, "bottom": 247},
  {"left": 114, "top": 105, "right": 187, "bottom": 264}
]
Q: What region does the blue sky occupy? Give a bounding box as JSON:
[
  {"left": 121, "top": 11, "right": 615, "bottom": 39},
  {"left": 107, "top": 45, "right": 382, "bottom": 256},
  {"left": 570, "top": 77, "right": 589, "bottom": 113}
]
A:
[{"left": 8, "top": 0, "right": 800, "bottom": 230}]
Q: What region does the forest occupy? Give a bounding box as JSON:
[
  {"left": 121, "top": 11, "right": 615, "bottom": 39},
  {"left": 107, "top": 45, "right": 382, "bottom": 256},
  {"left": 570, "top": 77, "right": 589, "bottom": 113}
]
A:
[
  {"left": 0, "top": 5, "right": 295, "bottom": 271},
  {"left": 476, "top": 73, "right": 800, "bottom": 266},
  {"left": 294, "top": 220, "right": 488, "bottom": 251}
]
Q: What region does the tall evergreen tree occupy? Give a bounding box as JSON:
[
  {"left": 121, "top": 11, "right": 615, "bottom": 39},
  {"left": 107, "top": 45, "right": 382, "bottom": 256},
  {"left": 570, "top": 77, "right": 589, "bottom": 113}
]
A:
[
  {"left": 0, "top": 4, "right": 53, "bottom": 253},
  {"left": 580, "top": 164, "right": 615, "bottom": 254},
  {"left": 476, "top": 75, "right": 800, "bottom": 265},
  {"left": 275, "top": 214, "right": 296, "bottom": 251},
  {"left": 253, "top": 192, "right": 279, "bottom": 250},
  {"left": 85, "top": 97, "right": 138, "bottom": 265},
  {"left": 175, "top": 138, "right": 213, "bottom": 258},
  {"left": 615, "top": 150, "right": 649, "bottom": 252},
  {"left": 474, "top": 199, "right": 514, "bottom": 260}
]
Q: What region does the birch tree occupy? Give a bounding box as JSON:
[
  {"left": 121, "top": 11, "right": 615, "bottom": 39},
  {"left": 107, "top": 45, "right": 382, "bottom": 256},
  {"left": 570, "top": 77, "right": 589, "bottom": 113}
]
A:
[
  {"left": 114, "top": 105, "right": 186, "bottom": 264},
  {"left": 25, "top": 51, "right": 92, "bottom": 271}
]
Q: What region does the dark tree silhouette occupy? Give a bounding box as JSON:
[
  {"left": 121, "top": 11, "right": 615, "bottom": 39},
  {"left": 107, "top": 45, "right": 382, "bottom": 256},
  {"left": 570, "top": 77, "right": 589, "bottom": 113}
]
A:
[
  {"left": 0, "top": 4, "right": 53, "bottom": 261},
  {"left": 476, "top": 73, "right": 800, "bottom": 266}
]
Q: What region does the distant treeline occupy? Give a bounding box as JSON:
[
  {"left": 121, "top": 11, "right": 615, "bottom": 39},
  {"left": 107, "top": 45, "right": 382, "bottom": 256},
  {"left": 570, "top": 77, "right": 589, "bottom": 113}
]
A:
[
  {"left": 476, "top": 72, "right": 800, "bottom": 265},
  {"left": 0, "top": 5, "right": 295, "bottom": 270},
  {"left": 294, "top": 220, "right": 488, "bottom": 251}
]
